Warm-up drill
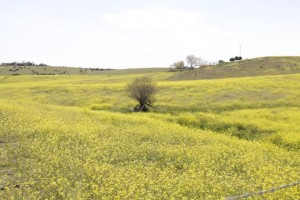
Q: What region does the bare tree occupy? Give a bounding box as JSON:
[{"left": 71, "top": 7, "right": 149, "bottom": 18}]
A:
[
  {"left": 126, "top": 76, "right": 157, "bottom": 112},
  {"left": 186, "top": 55, "right": 198, "bottom": 68},
  {"left": 197, "top": 57, "right": 209, "bottom": 67}
]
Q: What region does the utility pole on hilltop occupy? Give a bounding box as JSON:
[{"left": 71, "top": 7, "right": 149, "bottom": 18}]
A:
[{"left": 239, "top": 44, "right": 242, "bottom": 57}]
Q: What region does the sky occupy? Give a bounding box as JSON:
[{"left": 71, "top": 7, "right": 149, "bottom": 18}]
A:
[{"left": 0, "top": 0, "right": 300, "bottom": 68}]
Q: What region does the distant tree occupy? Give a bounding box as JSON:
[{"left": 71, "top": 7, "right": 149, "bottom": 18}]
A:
[
  {"left": 218, "top": 60, "right": 225, "bottom": 64},
  {"left": 186, "top": 55, "right": 198, "bottom": 68},
  {"left": 230, "top": 58, "right": 235, "bottom": 62},
  {"left": 171, "top": 61, "right": 185, "bottom": 71},
  {"left": 126, "top": 76, "right": 157, "bottom": 112},
  {"left": 197, "top": 57, "right": 209, "bottom": 67},
  {"left": 238, "top": 56, "right": 243, "bottom": 60}
]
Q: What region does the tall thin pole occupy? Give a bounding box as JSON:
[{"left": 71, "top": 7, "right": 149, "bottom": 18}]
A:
[{"left": 239, "top": 44, "right": 242, "bottom": 57}]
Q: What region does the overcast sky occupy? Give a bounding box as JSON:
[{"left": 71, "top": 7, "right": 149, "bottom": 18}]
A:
[{"left": 0, "top": 0, "right": 299, "bottom": 68}]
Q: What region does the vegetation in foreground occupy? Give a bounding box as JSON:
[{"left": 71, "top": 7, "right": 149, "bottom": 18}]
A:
[{"left": 0, "top": 71, "right": 299, "bottom": 199}]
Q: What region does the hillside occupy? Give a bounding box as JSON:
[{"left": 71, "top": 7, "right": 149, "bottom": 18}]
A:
[
  {"left": 0, "top": 64, "right": 168, "bottom": 76},
  {"left": 169, "top": 56, "right": 300, "bottom": 80},
  {"left": 1, "top": 74, "right": 300, "bottom": 199},
  {"left": 0, "top": 68, "right": 299, "bottom": 198},
  {"left": 2, "top": 57, "right": 300, "bottom": 80}
]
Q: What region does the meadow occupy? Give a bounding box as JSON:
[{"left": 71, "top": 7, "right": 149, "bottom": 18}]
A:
[{"left": 0, "top": 70, "right": 299, "bottom": 199}]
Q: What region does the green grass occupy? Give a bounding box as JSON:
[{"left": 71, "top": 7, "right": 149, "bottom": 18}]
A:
[
  {"left": 2, "top": 56, "right": 300, "bottom": 80},
  {"left": 0, "top": 65, "right": 168, "bottom": 76},
  {"left": 0, "top": 69, "right": 299, "bottom": 198},
  {"left": 1, "top": 74, "right": 300, "bottom": 148},
  {"left": 170, "top": 56, "right": 300, "bottom": 80}
]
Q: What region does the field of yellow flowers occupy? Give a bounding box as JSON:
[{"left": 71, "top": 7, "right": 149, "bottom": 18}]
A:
[{"left": 0, "top": 73, "right": 299, "bottom": 199}]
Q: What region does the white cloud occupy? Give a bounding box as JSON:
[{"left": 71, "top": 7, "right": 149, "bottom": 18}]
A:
[
  {"left": 1, "top": 2, "right": 299, "bottom": 68},
  {"left": 102, "top": 6, "right": 202, "bottom": 32},
  {"left": 97, "top": 6, "right": 230, "bottom": 67}
]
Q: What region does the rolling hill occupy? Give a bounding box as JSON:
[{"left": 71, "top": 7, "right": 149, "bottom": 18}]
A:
[
  {"left": 0, "top": 57, "right": 300, "bottom": 198},
  {"left": 2, "top": 57, "right": 300, "bottom": 79},
  {"left": 0, "top": 64, "right": 168, "bottom": 76},
  {"left": 169, "top": 56, "right": 300, "bottom": 80}
]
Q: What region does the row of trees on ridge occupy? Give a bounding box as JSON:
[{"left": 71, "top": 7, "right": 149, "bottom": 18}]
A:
[
  {"left": 229, "top": 56, "right": 243, "bottom": 62},
  {"left": 170, "top": 55, "right": 208, "bottom": 71},
  {"left": 0, "top": 61, "right": 48, "bottom": 67}
]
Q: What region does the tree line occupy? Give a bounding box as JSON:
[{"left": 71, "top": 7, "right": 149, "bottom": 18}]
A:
[
  {"left": 170, "top": 55, "right": 209, "bottom": 71},
  {"left": 229, "top": 56, "right": 243, "bottom": 62},
  {"left": 0, "top": 61, "right": 48, "bottom": 67},
  {"left": 170, "top": 54, "right": 244, "bottom": 71}
]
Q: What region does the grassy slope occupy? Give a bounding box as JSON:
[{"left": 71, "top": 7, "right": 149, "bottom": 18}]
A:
[
  {"left": 0, "top": 69, "right": 299, "bottom": 198},
  {"left": 0, "top": 74, "right": 299, "bottom": 150},
  {"left": 2, "top": 56, "right": 300, "bottom": 79},
  {"left": 0, "top": 65, "right": 168, "bottom": 75},
  {"left": 169, "top": 56, "right": 300, "bottom": 80}
]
